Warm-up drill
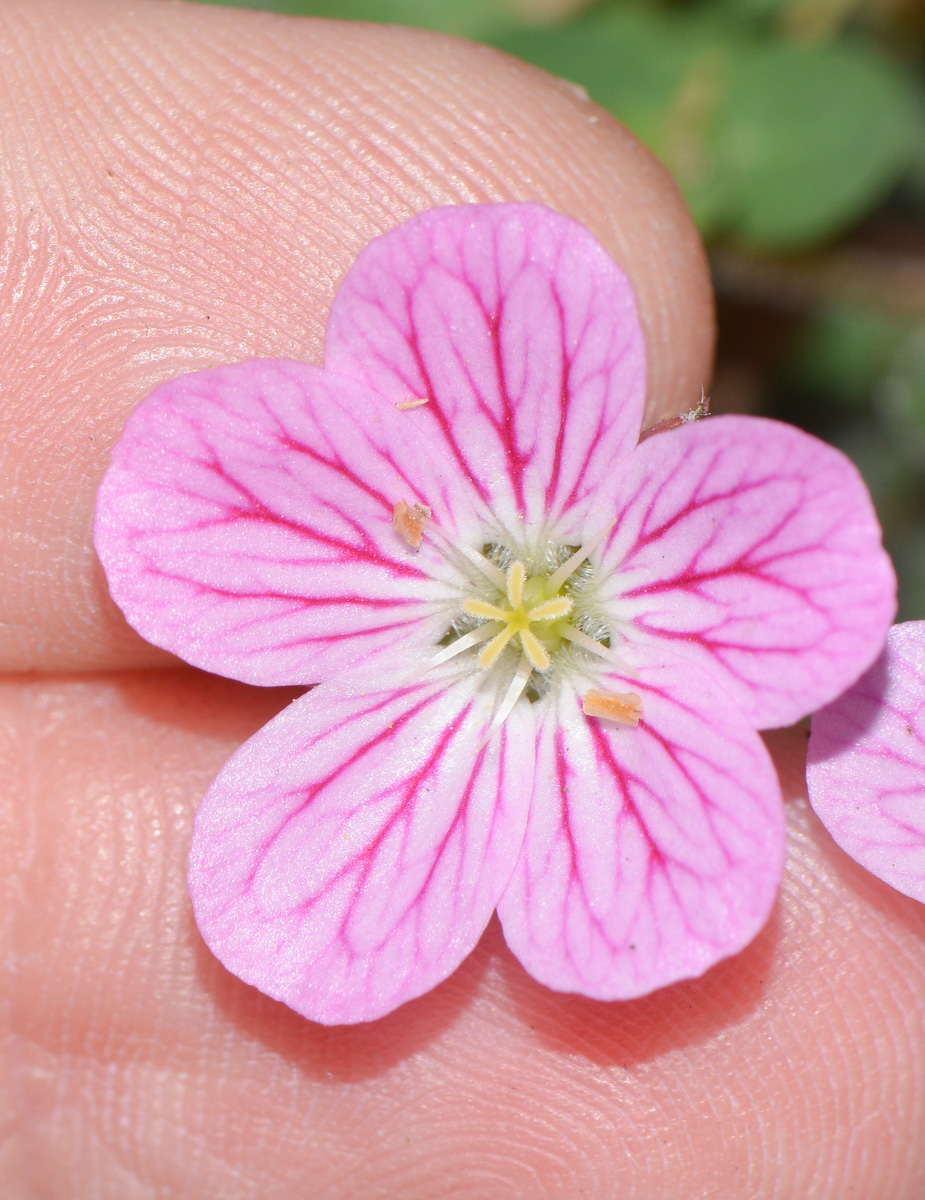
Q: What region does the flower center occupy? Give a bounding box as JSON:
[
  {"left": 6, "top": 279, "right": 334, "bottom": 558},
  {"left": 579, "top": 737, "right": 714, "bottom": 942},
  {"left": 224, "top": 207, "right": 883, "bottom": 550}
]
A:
[
  {"left": 430, "top": 527, "right": 628, "bottom": 696},
  {"left": 461, "top": 560, "right": 573, "bottom": 672},
  {"left": 393, "top": 498, "right": 641, "bottom": 728}
]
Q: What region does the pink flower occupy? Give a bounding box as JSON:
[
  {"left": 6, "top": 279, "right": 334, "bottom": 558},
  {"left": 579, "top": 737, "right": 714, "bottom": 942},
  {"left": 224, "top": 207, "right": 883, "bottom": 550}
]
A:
[
  {"left": 807, "top": 621, "right": 925, "bottom": 904},
  {"left": 94, "top": 203, "right": 896, "bottom": 1024}
]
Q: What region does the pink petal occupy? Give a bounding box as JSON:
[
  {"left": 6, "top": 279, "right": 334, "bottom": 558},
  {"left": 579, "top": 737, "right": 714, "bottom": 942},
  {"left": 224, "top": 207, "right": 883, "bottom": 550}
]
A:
[
  {"left": 497, "top": 650, "right": 784, "bottom": 999},
  {"left": 94, "top": 358, "right": 475, "bottom": 685},
  {"left": 325, "top": 203, "right": 646, "bottom": 540},
  {"left": 600, "top": 415, "right": 896, "bottom": 729},
  {"left": 188, "top": 670, "right": 535, "bottom": 1023},
  {"left": 807, "top": 621, "right": 925, "bottom": 903}
]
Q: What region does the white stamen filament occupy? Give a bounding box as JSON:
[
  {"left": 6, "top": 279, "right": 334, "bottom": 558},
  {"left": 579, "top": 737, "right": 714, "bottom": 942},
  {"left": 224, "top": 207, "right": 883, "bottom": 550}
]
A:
[
  {"left": 559, "top": 625, "right": 634, "bottom": 673},
  {"left": 429, "top": 624, "right": 499, "bottom": 666},
  {"left": 507, "top": 559, "right": 525, "bottom": 608},
  {"left": 420, "top": 517, "right": 508, "bottom": 590},
  {"left": 546, "top": 524, "right": 613, "bottom": 594},
  {"left": 481, "top": 653, "right": 535, "bottom": 745}
]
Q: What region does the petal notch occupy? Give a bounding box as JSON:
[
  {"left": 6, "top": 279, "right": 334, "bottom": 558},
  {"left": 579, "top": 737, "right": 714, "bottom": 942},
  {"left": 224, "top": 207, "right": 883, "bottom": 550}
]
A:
[{"left": 326, "top": 203, "right": 646, "bottom": 538}]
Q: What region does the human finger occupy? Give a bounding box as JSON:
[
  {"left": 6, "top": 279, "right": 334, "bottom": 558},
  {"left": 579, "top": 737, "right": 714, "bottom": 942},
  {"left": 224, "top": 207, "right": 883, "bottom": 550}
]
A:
[
  {"left": 2, "top": 672, "right": 923, "bottom": 1198},
  {"left": 0, "top": 0, "right": 712, "bottom": 673}
]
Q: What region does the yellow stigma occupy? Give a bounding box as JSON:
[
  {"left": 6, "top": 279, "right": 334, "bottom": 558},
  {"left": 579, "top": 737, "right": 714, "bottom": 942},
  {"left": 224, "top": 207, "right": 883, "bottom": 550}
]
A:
[{"left": 462, "top": 559, "right": 573, "bottom": 671}]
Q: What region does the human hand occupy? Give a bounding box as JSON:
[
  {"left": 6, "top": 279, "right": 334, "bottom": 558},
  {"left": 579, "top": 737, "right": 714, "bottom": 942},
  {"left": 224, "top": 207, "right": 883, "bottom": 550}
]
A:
[{"left": 2, "top": 1, "right": 923, "bottom": 1195}]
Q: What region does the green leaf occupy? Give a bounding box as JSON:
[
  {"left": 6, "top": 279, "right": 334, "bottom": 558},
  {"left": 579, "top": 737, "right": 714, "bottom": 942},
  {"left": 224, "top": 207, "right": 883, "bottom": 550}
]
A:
[
  {"left": 722, "top": 40, "right": 917, "bottom": 247},
  {"left": 192, "top": 0, "right": 511, "bottom": 38},
  {"left": 495, "top": 9, "right": 918, "bottom": 249},
  {"left": 788, "top": 306, "right": 907, "bottom": 403},
  {"left": 496, "top": 11, "right": 738, "bottom": 236}
]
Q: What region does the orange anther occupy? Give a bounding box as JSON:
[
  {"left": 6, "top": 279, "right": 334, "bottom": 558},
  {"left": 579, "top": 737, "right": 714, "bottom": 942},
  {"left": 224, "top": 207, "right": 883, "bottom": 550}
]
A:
[
  {"left": 392, "top": 499, "right": 431, "bottom": 548},
  {"left": 582, "top": 688, "right": 642, "bottom": 726}
]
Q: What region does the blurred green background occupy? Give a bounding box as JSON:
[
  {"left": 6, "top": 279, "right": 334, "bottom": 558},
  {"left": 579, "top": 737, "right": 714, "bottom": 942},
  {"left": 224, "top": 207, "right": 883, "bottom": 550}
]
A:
[{"left": 199, "top": 0, "right": 925, "bottom": 618}]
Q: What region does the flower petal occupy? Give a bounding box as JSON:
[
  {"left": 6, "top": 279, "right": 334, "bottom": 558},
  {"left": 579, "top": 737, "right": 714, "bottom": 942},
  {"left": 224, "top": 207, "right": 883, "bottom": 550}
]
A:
[
  {"left": 497, "top": 651, "right": 785, "bottom": 999},
  {"left": 325, "top": 203, "right": 646, "bottom": 539},
  {"left": 188, "top": 669, "right": 535, "bottom": 1023},
  {"left": 94, "top": 358, "right": 477, "bottom": 685},
  {"left": 600, "top": 415, "right": 896, "bottom": 729},
  {"left": 807, "top": 622, "right": 925, "bottom": 903}
]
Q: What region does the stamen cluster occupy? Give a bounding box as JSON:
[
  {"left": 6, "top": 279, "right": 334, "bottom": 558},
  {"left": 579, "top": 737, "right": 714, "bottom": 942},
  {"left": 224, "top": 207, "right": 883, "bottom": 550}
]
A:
[{"left": 409, "top": 515, "right": 636, "bottom": 731}]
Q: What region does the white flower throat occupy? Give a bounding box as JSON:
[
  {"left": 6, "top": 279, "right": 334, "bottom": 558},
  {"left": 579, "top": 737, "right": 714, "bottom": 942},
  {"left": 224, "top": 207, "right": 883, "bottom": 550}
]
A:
[{"left": 393, "top": 499, "right": 642, "bottom": 729}]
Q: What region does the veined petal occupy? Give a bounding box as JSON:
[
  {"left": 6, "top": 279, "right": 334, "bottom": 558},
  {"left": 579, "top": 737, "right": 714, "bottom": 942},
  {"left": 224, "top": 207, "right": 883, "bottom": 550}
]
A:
[
  {"left": 325, "top": 203, "right": 646, "bottom": 540},
  {"left": 94, "top": 359, "right": 477, "bottom": 685},
  {"left": 600, "top": 415, "right": 896, "bottom": 729},
  {"left": 497, "top": 650, "right": 784, "bottom": 999},
  {"left": 188, "top": 670, "right": 535, "bottom": 1024},
  {"left": 808, "top": 622, "right": 925, "bottom": 903}
]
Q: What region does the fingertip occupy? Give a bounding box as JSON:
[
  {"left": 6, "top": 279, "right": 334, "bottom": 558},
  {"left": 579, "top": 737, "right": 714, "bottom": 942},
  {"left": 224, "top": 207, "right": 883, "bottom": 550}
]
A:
[{"left": 1, "top": 0, "right": 712, "bottom": 670}]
